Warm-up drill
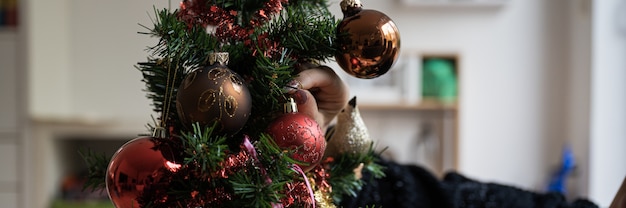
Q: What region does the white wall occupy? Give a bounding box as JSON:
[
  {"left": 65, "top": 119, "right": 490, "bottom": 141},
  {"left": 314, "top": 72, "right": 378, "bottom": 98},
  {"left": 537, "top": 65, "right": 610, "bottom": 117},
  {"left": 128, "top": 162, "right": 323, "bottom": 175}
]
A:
[
  {"left": 26, "top": 0, "right": 73, "bottom": 117},
  {"left": 331, "top": 0, "right": 571, "bottom": 191},
  {"left": 27, "top": 0, "right": 172, "bottom": 123},
  {"left": 589, "top": 0, "right": 626, "bottom": 206},
  {"left": 67, "top": 0, "right": 171, "bottom": 123},
  {"left": 25, "top": 1, "right": 172, "bottom": 207}
]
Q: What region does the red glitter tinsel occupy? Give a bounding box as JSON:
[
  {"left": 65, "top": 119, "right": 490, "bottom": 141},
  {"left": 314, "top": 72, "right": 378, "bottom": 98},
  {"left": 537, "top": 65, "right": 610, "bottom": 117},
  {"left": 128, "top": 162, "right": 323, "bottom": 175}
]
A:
[
  {"left": 282, "top": 181, "right": 315, "bottom": 207},
  {"left": 215, "top": 150, "right": 250, "bottom": 179},
  {"left": 181, "top": 144, "right": 252, "bottom": 206},
  {"left": 312, "top": 163, "right": 331, "bottom": 193},
  {"left": 186, "top": 187, "right": 233, "bottom": 207},
  {"left": 177, "top": 0, "right": 288, "bottom": 58},
  {"left": 311, "top": 157, "right": 334, "bottom": 196},
  {"left": 178, "top": 0, "right": 286, "bottom": 38}
]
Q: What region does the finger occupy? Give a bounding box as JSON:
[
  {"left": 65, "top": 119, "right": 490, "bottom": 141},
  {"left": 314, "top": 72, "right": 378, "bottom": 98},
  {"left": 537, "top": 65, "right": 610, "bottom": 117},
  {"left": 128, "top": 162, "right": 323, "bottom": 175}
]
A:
[
  {"left": 293, "top": 62, "right": 319, "bottom": 74},
  {"left": 294, "top": 66, "right": 349, "bottom": 126},
  {"left": 290, "top": 89, "right": 324, "bottom": 127},
  {"left": 295, "top": 65, "right": 340, "bottom": 92}
]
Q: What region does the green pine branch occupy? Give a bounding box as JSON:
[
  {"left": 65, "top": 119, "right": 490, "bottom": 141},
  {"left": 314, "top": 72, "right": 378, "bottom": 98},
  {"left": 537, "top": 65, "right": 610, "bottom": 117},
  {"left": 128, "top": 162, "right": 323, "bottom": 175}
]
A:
[
  {"left": 243, "top": 53, "right": 295, "bottom": 134},
  {"left": 79, "top": 148, "right": 109, "bottom": 192},
  {"left": 328, "top": 144, "right": 386, "bottom": 204},
  {"left": 137, "top": 8, "right": 220, "bottom": 131},
  {"left": 268, "top": 0, "right": 338, "bottom": 61},
  {"left": 180, "top": 123, "right": 229, "bottom": 174},
  {"left": 227, "top": 134, "right": 299, "bottom": 207}
]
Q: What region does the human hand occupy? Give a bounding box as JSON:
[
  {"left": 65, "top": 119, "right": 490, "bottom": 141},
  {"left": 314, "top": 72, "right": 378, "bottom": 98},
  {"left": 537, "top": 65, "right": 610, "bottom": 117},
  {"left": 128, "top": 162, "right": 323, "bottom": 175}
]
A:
[{"left": 285, "top": 63, "right": 350, "bottom": 129}]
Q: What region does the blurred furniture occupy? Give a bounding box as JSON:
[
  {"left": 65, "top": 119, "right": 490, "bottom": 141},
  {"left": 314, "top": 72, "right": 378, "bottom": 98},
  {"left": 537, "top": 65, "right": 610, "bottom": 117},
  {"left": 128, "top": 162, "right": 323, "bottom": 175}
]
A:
[{"left": 0, "top": 16, "right": 22, "bottom": 208}]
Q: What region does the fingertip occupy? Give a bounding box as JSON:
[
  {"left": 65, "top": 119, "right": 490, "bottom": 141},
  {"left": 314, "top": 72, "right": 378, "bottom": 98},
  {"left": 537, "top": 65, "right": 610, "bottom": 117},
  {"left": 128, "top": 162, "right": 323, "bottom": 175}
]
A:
[
  {"left": 282, "top": 79, "right": 302, "bottom": 94},
  {"left": 291, "top": 89, "right": 308, "bottom": 105},
  {"left": 289, "top": 89, "right": 323, "bottom": 125}
]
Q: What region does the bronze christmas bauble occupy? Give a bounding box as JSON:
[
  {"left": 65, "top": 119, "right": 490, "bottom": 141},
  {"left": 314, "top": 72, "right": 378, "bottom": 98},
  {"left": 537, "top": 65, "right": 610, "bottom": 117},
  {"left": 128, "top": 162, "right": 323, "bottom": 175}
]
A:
[
  {"left": 335, "top": 1, "right": 400, "bottom": 79},
  {"left": 106, "top": 136, "right": 181, "bottom": 208},
  {"left": 176, "top": 53, "right": 251, "bottom": 135}
]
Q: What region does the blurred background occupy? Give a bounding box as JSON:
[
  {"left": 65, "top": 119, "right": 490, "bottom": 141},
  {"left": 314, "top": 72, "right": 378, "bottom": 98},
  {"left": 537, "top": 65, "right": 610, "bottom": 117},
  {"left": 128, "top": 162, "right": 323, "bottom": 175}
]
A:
[{"left": 0, "top": 0, "right": 625, "bottom": 207}]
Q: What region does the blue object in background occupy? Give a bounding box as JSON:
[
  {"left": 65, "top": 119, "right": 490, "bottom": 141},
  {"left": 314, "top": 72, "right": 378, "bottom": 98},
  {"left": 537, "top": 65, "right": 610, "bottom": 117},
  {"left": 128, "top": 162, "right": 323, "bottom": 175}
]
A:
[{"left": 546, "top": 145, "right": 576, "bottom": 194}]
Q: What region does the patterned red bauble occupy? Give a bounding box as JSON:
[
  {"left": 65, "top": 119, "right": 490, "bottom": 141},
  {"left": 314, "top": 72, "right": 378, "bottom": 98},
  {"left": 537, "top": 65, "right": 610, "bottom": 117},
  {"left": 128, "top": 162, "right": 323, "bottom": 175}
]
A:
[
  {"left": 267, "top": 98, "right": 326, "bottom": 172},
  {"left": 106, "top": 136, "right": 181, "bottom": 208},
  {"left": 176, "top": 52, "right": 251, "bottom": 135},
  {"left": 335, "top": 0, "right": 401, "bottom": 79}
]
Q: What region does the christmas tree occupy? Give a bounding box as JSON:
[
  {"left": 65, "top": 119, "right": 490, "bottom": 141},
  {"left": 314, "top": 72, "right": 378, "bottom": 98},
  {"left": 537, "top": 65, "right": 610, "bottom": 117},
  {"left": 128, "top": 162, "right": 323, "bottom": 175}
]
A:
[{"left": 83, "top": 0, "right": 400, "bottom": 207}]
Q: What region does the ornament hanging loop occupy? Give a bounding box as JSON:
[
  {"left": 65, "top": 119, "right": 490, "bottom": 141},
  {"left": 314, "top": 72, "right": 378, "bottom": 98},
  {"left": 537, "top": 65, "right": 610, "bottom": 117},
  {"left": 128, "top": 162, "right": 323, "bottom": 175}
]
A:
[
  {"left": 284, "top": 98, "right": 298, "bottom": 113},
  {"left": 209, "top": 52, "right": 230, "bottom": 65},
  {"left": 341, "top": 0, "right": 363, "bottom": 15},
  {"left": 341, "top": 0, "right": 362, "bottom": 10},
  {"left": 152, "top": 126, "right": 168, "bottom": 139}
]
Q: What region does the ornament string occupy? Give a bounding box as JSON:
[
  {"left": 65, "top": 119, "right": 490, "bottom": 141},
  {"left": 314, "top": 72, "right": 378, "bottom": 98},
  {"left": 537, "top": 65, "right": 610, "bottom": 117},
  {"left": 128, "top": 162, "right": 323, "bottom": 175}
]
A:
[
  {"left": 242, "top": 136, "right": 284, "bottom": 208},
  {"left": 272, "top": 81, "right": 294, "bottom": 102},
  {"left": 292, "top": 164, "right": 315, "bottom": 208},
  {"left": 242, "top": 136, "right": 271, "bottom": 184},
  {"left": 159, "top": 44, "right": 182, "bottom": 130}
]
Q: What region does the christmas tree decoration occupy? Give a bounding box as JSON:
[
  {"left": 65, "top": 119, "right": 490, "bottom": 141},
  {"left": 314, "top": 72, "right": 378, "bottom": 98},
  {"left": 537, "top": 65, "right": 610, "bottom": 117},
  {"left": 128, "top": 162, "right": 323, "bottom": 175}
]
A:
[
  {"left": 267, "top": 98, "right": 326, "bottom": 172},
  {"left": 325, "top": 97, "right": 373, "bottom": 158},
  {"left": 176, "top": 52, "right": 252, "bottom": 135},
  {"left": 105, "top": 136, "right": 181, "bottom": 208},
  {"left": 84, "top": 1, "right": 386, "bottom": 207},
  {"left": 335, "top": 0, "right": 401, "bottom": 79}
]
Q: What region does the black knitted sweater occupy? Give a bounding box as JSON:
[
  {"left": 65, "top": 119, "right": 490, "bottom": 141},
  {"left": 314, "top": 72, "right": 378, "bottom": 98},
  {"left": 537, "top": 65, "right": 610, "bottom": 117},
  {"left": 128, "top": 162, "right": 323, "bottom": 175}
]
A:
[{"left": 340, "top": 158, "right": 598, "bottom": 208}]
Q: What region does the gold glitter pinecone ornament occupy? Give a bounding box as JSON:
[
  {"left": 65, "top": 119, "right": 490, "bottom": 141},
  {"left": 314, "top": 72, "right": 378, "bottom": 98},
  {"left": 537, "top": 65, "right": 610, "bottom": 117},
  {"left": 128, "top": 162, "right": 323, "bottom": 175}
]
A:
[{"left": 324, "top": 97, "right": 373, "bottom": 158}]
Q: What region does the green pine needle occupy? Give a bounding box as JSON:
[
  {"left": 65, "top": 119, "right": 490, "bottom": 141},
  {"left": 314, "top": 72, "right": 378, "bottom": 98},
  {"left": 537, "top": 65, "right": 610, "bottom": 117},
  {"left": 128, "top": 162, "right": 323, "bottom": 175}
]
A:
[
  {"left": 79, "top": 148, "right": 110, "bottom": 192},
  {"left": 328, "top": 144, "right": 386, "bottom": 203},
  {"left": 180, "top": 123, "right": 229, "bottom": 174}
]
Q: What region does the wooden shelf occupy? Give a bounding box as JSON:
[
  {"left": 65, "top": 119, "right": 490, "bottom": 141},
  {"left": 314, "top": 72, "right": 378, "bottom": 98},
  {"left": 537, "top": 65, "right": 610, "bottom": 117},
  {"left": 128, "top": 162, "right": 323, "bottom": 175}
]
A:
[
  {"left": 0, "top": 27, "right": 17, "bottom": 32},
  {"left": 400, "top": 0, "right": 508, "bottom": 8},
  {"left": 31, "top": 116, "right": 149, "bottom": 140},
  {"left": 360, "top": 99, "right": 457, "bottom": 111}
]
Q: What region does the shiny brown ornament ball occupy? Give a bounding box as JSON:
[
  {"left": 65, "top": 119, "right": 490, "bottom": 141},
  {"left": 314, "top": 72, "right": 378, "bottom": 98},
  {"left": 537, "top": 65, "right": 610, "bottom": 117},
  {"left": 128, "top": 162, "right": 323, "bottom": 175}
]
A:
[
  {"left": 267, "top": 112, "right": 326, "bottom": 172},
  {"left": 106, "top": 137, "right": 181, "bottom": 208},
  {"left": 335, "top": 9, "right": 401, "bottom": 79},
  {"left": 176, "top": 64, "right": 251, "bottom": 135}
]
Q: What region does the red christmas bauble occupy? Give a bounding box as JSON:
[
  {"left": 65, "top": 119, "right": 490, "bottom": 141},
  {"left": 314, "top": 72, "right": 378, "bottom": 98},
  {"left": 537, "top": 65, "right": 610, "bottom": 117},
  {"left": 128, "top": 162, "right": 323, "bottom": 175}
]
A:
[
  {"left": 267, "top": 112, "right": 326, "bottom": 172},
  {"left": 106, "top": 137, "right": 181, "bottom": 208},
  {"left": 335, "top": 1, "right": 400, "bottom": 79},
  {"left": 176, "top": 52, "right": 251, "bottom": 135}
]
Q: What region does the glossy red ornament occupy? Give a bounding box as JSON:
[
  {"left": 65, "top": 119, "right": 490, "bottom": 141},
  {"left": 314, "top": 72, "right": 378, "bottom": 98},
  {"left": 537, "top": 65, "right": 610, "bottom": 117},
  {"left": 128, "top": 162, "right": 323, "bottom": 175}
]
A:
[
  {"left": 335, "top": 0, "right": 401, "bottom": 79},
  {"left": 176, "top": 52, "right": 252, "bottom": 135},
  {"left": 267, "top": 98, "right": 326, "bottom": 172},
  {"left": 106, "top": 136, "right": 181, "bottom": 208}
]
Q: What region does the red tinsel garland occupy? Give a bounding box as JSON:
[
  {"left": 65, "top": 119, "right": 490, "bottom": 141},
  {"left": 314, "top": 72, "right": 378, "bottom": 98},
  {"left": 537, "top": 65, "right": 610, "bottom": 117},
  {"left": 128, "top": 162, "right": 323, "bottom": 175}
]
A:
[
  {"left": 283, "top": 181, "right": 315, "bottom": 207},
  {"left": 313, "top": 157, "right": 333, "bottom": 193},
  {"left": 178, "top": 0, "right": 287, "bottom": 58},
  {"left": 196, "top": 137, "right": 314, "bottom": 207}
]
